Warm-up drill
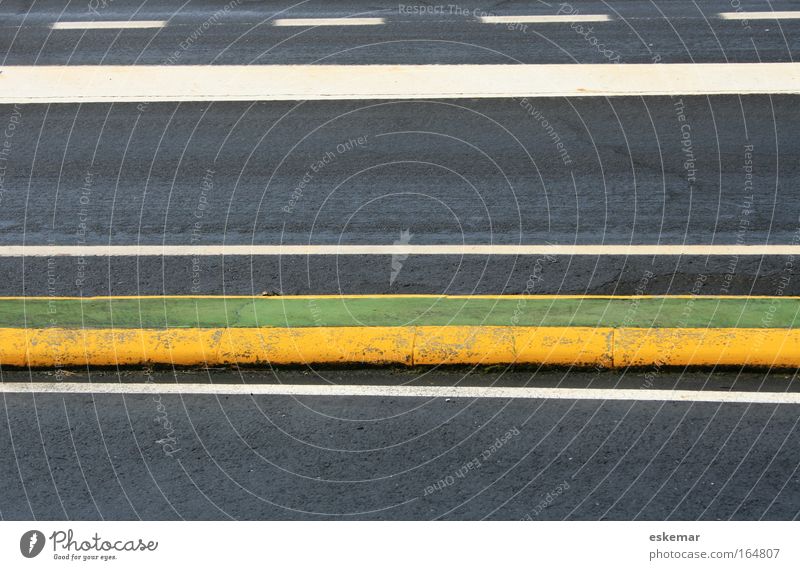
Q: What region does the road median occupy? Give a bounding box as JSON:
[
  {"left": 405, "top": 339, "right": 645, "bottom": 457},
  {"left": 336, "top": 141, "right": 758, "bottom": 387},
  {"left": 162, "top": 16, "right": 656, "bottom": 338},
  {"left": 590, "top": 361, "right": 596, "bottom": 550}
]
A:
[{"left": 0, "top": 295, "right": 796, "bottom": 368}]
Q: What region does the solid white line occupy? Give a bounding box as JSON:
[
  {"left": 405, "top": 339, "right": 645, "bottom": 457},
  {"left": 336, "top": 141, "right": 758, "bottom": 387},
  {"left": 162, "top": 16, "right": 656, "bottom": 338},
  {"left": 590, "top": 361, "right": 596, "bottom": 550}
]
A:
[
  {"left": 0, "top": 245, "right": 798, "bottom": 257},
  {"left": 480, "top": 15, "right": 611, "bottom": 23},
  {"left": 272, "top": 17, "right": 385, "bottom": 26},
  {"left": 718, "top": 11, "right": 800, "bottom": 20},
  {"left": 51, "top": 20, "right": 167, "bottom": 29},
  {"left": 2, "top": 382, "right": 799, "bottom": 404},
  {"left": 3, "top": 64, "right": 800, "bottom": 103}
]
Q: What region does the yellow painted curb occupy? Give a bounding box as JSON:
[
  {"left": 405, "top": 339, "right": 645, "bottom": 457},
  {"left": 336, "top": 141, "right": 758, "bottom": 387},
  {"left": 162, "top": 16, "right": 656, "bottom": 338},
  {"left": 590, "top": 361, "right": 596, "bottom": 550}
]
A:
[
  {"left": 0, "top": 327, "right": 414, "bottom": 367},
  {"left": 616, "top": 328, "right": 800, "bottom": 367},
  {"left": 412, "top": 326, "right": 613, "bottom": 367},
  {"left": 0, "top": 326, "right": 797, "bottom": 368}
]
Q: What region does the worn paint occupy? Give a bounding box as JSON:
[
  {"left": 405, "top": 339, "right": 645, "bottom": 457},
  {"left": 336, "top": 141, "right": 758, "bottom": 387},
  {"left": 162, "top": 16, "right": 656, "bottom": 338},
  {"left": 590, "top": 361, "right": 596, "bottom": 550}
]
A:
[
  {"left": 1, "top": 326, "right": 797, "bottom": 368},
  {"left": 0, "top": 296, "right": 797, "bottom": 329}
]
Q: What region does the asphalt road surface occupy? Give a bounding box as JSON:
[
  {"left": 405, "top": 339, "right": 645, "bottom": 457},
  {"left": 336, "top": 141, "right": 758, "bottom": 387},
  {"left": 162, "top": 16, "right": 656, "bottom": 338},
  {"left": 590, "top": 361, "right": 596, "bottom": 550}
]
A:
[
  {"left": 2, "top": 0, "right": 800, "bottom": 523},
  {"left": 2, "top": 0, "right": 799, "bottom": 65},
  {"left": 0, "top": 97, "right": 797, "bottom": 295},
  {"left": 2, "top": 369, "right": 800, "bottom": 520}
]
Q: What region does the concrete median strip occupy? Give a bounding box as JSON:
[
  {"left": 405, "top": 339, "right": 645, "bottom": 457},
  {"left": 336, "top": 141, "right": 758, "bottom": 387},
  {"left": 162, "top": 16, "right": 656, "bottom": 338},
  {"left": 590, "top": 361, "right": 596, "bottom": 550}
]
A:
[{"left": 0, "top": 296, "right": 796, "bottom": 368}]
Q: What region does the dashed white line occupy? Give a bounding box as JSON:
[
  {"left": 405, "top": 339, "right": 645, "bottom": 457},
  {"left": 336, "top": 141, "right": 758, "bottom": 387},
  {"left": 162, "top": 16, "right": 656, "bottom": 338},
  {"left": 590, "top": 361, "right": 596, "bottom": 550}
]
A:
[
  {"left": 51, "top": 20, "right": 167, "bottom": 29},
  {"left": 1, "top": 245, "right": 799, "bottom": 257},
  {"left": 272, "top": 17, "right": 385, "bottom": 26},
  {"left": 480, "top": 15, "right": 611, "bottom": 24},
  {"left": 718, "top": 11, "right": 800, "bottom": 20},
  {"left": 2, "top": 382, "right": 799, "bottom": 404}
]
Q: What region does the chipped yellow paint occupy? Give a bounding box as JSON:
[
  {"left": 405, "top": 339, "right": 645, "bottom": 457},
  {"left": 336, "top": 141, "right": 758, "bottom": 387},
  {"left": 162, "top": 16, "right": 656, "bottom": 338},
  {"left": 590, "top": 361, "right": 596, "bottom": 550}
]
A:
[
  {"left": 515, "top": 327, "right": 615, "bottom": 368},
  {"left": 615, "top": 328, "right": 800, "bottom": 367},
  {"left": 414, "top": 326, "right": 518, "bottom": 365},
  {"left": 0, "top": 327, "right": 413, "bottom": 367},
  {"left": 412, "top": 326, "right": 614, "bottom": 366},
  {"left": 2, "top": 326, "right": 795, "bottom": 368}
]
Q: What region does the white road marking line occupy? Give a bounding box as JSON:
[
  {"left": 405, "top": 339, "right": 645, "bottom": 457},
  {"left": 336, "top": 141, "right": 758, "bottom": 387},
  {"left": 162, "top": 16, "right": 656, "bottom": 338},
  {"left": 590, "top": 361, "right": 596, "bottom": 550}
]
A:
[
  {"left": 718, "top": 11, "right": 800, "bottom": 20},
  {"left": 2, "top": 382, "right": 799, "bottom": 404},
  {"left": 0, "top": 245, "right": 798, "bottom": 257},
  {"left": 51, "top": 20, "right": 167, "bottom": 29},
  {"left": 3, "top": 63, "right": 800, "bottom": 103},
  {"left": 480, "top": 15, "right": 611, "bottom": 23},
  {"left": 272, "top": 17, "right": 385, "bottom": 26}
]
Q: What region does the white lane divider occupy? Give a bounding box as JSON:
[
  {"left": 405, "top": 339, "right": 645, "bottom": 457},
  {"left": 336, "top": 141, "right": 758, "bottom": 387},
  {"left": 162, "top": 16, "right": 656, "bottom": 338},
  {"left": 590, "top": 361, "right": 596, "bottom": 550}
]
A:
[
  {"left": 719, "top": 11, "right": 800, "bottom": 20},
  {"left": 1, "top": 245, "right": 800, "bottom": 257},
  {"left": 44, "top": 12, "right": 800, "bottom": 31},
  {"left": 2, "top": 382, "right": 800, "bottom": 404},
  {"left": 51, "top": 20, "right": 167, "bottom": 29},
  {"left": 480, "top": 15, "right": 611, "bottom": 24},
  {"left": 272, "top": 17, "right": 385, "bottom": 26},
  {"left": 3, "top": 63, "right": 800, "bottom": 103}
]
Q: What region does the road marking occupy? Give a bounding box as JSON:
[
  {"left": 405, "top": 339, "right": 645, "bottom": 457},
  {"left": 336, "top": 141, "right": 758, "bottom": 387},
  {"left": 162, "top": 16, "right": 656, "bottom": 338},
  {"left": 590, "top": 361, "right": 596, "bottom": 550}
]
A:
[
  {"left": 719, "top": 11, "right": 800, "bottom": 20},
  {"left": 480, "top": 15, "right": 611, "bottom": 24},
  {"left": 3, "top": 294, "right": 798, "bottom": 301},
  {"left": 1, "top": 244, "right": 799, "bottom": 257},
  {"left": 51, "top": 20, "right": 167, "bottom": 29},
  {"left": 272, "top": 17, "right": 385, "bottom": 26},
  {"left": 2, "top": 382, "right": 799, "bottom": 404},
  {"left": 3, "top": 64, "right": 800, "bottom": 103}
]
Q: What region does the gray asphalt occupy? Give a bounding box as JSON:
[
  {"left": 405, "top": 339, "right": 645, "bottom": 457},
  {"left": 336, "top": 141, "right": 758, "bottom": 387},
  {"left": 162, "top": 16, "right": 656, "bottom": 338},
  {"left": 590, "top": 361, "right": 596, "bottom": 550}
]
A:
[
  {"left": 4, "top": 97, "right": 798, "bottom": 246},
  {"left": 2, "top": 0, "right": 800, "bottom": 524},
  {"left": 0, "top": 97, "right": 797, "bottom": 295},
  {"left": 2, "top": 369, "right": 800, "bottom": 520},
  {"left": 4, "top": 254, "right": 797, "bottom": 297},
  {"left": 2, "top": 0, "right": 799, "bottom": 65}
]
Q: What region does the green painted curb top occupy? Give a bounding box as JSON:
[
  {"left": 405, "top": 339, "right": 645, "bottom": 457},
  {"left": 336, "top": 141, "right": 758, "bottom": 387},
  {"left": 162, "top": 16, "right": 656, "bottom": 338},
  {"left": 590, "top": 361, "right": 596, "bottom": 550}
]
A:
[{"left": 1, "top": 297, "right": 797, "bottom": 329}]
